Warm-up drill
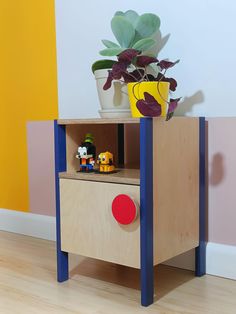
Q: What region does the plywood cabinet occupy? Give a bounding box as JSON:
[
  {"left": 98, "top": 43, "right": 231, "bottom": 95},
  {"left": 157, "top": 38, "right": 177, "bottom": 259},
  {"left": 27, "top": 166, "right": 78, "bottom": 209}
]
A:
[{"left": 54, "top": 117, "right": 206, "bottom": 307}]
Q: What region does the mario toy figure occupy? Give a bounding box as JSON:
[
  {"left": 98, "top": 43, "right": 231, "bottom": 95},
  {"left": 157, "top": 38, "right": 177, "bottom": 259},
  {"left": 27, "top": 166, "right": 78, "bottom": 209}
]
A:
[{"left": 76, "top": 133, "right": 96, "bottom": 172}]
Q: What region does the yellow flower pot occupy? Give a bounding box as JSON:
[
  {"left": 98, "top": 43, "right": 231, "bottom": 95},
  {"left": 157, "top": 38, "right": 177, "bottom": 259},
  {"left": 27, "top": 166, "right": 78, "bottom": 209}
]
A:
[{"left": 127, "top": 81, "right": 170, "bottom": 118}]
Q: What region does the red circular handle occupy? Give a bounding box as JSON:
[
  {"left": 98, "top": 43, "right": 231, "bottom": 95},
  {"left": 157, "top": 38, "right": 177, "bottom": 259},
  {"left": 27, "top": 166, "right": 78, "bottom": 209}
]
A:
[{"left": 112, "top": 194, "right": 139, "bottom": 225}]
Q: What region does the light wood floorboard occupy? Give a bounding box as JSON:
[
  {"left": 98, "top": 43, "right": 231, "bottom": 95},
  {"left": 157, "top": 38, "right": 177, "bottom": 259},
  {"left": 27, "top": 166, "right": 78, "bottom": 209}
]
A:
[{"left": 0, "top": 231, "right": 236, "bottom": 313}]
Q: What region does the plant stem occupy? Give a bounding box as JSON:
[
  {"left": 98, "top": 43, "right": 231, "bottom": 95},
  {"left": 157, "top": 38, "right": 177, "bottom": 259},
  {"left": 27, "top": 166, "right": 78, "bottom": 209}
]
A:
[
  {"left": 156, "top": 69, "right": 171, "bottom": 105},
  {"left": 132, "top": 82, "right": 141, "bottom": 101},
  {"left": 144, "top": 66, "right": 149, "bottom": 81},
  {"left": 124, "top": 71, "right": 139, "bottom": 82}
]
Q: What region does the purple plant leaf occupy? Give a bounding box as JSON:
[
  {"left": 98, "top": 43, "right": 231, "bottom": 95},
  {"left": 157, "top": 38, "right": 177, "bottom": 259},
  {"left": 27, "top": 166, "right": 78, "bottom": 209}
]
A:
[
  {"left": 122, "top": 72, "right": 135, "bottom": 83},
  {"left": 166, "top": 97, "right": 181, "bottom": 121},
  {"left": 144, "top": 92, "right": 157, "bottom": 104},
  {"left": 122, "top": 69, "right": 145, "bottom": 83},
  {"left": 154, "top": 73, "right": 177, "bottom": 91},
  {"left": 168, "top": 97, "right": 181, "bottom": 113},
  {"left": 158, "top": 59, "right": 180, "bottom": 70},
  {"left": 136, "top": 56, "right": 159, "bottom": 67},
  {"left": 136, "top": 92, "right": 162, "bottom": 117},
  {"left": 164, "top": 77, "right": 177, "bottom": 91},
  {"left": 118, "top": 49, "right": 140, "bottom": 63},
  {"left": 103, "top": 61, "right": 130, "bottom": 89},
  {"left": 168, "top": 78, "right": 177, "bottom": 91},
  {"left": 127, "top": 69, "right": 145, "bottom": 82},
  {"left": 103, "top": 70, "right": 113, "bottom": 90},
  {"left": 111, "top": 62, "right": 129, "bottom": 79},
  {"left": 166, "top": 112, "right": 174, "bottom": 121}
]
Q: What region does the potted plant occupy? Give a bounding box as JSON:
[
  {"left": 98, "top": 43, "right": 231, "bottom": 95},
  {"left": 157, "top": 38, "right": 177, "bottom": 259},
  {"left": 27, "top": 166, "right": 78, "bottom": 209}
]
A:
[
  {"left": 92, "top": 10, "right": 161, "bottom": 118},
  {"left": 102, "top": 48, "right": 180, "bottom": 120}
]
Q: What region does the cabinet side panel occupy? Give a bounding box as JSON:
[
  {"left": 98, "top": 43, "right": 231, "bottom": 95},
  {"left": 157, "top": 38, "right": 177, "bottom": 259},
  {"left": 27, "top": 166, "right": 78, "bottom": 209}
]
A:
[
  {"left": 153, "top": 117, "right": 199, "bottom": 264},
  {"left": 60, "top": 179, "right": 140, "bottom": 268},
  {"left": 66, "top": 124, "right": 118, "bottom": 171}
]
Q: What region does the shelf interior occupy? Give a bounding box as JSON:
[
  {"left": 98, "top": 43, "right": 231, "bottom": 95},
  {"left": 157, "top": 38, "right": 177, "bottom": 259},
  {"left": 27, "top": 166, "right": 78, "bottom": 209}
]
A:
[{"left": 65, "top": 122, "right": 140, "bottom": 172}]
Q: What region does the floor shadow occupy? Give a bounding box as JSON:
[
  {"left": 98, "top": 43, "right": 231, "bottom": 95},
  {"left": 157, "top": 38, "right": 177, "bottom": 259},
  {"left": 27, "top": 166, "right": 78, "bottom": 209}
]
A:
[
  {"left": 153, "top": 265, "right": 194, "bottom": 302},
  {"left": 175, "top": 90, "right": 205, "bottom": 116},
  {"left": 70, "top": 257, "right": 195, "bottom": 302}
]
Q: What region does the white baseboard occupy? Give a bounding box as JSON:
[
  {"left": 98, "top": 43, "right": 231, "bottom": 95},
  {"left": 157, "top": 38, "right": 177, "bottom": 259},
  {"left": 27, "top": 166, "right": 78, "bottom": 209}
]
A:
[
  {"left": 0, "top": 208, "right": 56, "bottom": 241},
  {"left": 1, "top": 209, "right": 236, "bottom": 280},
  {"left": 206, "top": 242, "right": 236, "bottom": 280},
  {"left": 164, "top": 242, "right": 236, "bottom": 280}
]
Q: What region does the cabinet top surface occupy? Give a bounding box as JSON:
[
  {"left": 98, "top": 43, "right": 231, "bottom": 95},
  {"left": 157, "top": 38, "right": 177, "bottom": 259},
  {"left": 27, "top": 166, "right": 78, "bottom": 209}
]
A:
[
  {"left": 57, "top": 117, "right": 200, "bottom": 125},
  {"left": 58, "top": 118, "right": 140, "bottom": 125}
]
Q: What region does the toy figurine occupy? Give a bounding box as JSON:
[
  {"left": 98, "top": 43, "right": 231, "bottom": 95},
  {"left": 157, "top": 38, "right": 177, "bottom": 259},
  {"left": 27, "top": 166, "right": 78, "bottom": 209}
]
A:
[
  {"left": 97, "top": 151, "right": 115, "bottom": 173},
  {"left": 76, "top": 133, "right": 96, "bottom": 172}
]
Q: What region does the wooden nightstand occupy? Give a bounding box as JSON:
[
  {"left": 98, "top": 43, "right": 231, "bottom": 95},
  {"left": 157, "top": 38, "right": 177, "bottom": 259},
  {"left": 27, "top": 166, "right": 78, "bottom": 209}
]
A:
[{"left": 54, "top": 117, "right": 206, "bottom": 307}]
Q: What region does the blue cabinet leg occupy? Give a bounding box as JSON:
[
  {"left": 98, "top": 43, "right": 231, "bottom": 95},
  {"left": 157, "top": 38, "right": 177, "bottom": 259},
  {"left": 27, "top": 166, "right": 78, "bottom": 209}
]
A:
[
  {"left": 140, "top": 118, "right": 154, "bottom": 306},
  {"left": 141, "top": 258, "right": 154, "bottom": 306},
  {"left": 54, "top": 120, "right": 69, "bottom": 282},
  {"left": 195, "top": 117, "right": 206, "bottom": 276},
  {"left": 195, "top": 244, "right": 206, "bottom": 277},
  {"left": 57, "top": 249, "right": 69, "bottom": 282}
]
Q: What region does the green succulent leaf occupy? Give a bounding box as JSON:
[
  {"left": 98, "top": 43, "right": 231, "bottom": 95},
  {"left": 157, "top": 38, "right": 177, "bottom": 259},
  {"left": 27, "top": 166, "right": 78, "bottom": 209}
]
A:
[
  {"left": 124, "top": 10, "right": 139, "bottom": 27},
  {"left": 99, "top": 47, "right": 124, "bottom": 56},
  {"left": 91, "top": 59, "right": 117, "bottom": 74},
  {"left": 111, "top": 16, "right": 135, "bottom": 48},
  {"left": 132, "top": 38, "right": 156, "bottom": 52},
  {"left": 114, "top": 11, "right": 125, "bottom": 17},
  {"left": 101, "top": 39, "right": 120, "bottom": 49},
  {"left": 136, "top": 13, "right": 161, "bottom": 38}
]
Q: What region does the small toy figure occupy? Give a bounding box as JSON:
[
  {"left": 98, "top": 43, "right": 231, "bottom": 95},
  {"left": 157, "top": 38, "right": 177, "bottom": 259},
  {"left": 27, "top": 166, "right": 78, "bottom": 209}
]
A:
[
  {"left": 76, "top": 133, "right": 96, "bottom": 172},
  {"left": 97, "top": 151, "right": 115, "bottom": 173}
]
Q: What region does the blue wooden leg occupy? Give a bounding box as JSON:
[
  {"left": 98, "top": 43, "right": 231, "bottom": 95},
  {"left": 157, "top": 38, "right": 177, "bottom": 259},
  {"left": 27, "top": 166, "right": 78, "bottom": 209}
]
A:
[
  {"left": 57, "top": 249, "right": 69, "bottom": 282},
  {"left": 54, "top": 120, "right": 69, "bottom": 282},
  {"left": 140, "top": 118, "right": 154, "bottom": 306},
  {"left": 195, "top": 117, "right": 206, "bottom": 276}
]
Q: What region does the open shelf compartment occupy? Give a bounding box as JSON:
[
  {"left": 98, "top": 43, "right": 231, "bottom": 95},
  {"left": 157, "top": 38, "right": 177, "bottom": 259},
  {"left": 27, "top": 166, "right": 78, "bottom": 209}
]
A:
[{"left": 58, "top": 118, "right": 140, "bottom": 185}]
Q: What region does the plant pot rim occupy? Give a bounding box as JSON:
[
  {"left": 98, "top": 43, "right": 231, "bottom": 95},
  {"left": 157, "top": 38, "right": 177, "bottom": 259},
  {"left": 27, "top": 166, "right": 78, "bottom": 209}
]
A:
[
  {"left": 127, "top": 81, "right": 170, "bottom": 86},
  {"left": 94, "top": 68, "right": 110, "bottom": 79}
]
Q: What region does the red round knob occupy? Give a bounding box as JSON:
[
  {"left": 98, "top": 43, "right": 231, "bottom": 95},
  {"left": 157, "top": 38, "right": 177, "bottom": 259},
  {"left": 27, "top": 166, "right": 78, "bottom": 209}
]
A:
[{"left": 112, "top": 194, "right": 139, "bottom": 225}]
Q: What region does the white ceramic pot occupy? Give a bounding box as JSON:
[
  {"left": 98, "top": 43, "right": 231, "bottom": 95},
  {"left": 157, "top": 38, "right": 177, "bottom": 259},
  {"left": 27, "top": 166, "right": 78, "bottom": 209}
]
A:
[{"left": 94, "top": 69, "right": 131, "bottom": 117}]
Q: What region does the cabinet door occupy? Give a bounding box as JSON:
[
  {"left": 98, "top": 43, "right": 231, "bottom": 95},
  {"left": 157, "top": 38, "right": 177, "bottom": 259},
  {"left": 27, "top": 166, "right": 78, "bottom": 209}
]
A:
[{"left": 60, "top": 179, "right": 140, "bottom": 268}]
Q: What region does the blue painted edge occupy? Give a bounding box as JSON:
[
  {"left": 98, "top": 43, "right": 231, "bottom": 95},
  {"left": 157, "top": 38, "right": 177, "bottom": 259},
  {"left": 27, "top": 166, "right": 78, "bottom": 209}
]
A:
[
  {"left": 195, "top": 117, "right": 206, "bottom": 276},
  {"left": 140, "top": 118, "right": 154, "bottom": 306},
  {"left": 54, "top": 120, "right": 69, "bottom": 282}
]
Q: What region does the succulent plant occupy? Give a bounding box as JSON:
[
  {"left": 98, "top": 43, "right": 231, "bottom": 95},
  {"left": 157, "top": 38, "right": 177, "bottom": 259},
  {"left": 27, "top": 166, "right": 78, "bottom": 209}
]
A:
[{"left": 99, "top": 10, "right": 161, "bottom": 57}]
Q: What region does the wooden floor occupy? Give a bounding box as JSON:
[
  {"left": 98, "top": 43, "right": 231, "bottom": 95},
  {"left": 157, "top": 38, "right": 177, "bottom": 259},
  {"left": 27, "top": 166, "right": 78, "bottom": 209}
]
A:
[{"left": 0, "top": 232, "right": 236, "bottom": 314}]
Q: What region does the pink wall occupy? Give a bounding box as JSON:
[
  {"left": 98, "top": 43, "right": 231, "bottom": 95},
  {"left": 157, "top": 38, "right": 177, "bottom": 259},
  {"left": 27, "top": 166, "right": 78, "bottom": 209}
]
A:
[
  {"left": 27, "top": 121, "right": 56, "bottom": 216},
  {"left": 208, "top": 118, "right": 236, "bottom": 246}
]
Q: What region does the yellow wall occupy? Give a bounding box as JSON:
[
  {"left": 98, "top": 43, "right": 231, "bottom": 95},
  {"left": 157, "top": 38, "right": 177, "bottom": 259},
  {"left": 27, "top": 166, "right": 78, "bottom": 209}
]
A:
[{"left": 0, "top": 1, "right": 58, "bottom": 211}]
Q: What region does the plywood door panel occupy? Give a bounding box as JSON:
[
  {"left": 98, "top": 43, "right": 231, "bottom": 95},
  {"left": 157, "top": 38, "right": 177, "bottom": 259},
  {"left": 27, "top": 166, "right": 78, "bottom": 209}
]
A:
[
  {"left": 153, "top": 117, "right": 199, "bottom": 264},
  {"left": 60, "top": 179, "right": 140, "bottom": 268}
]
